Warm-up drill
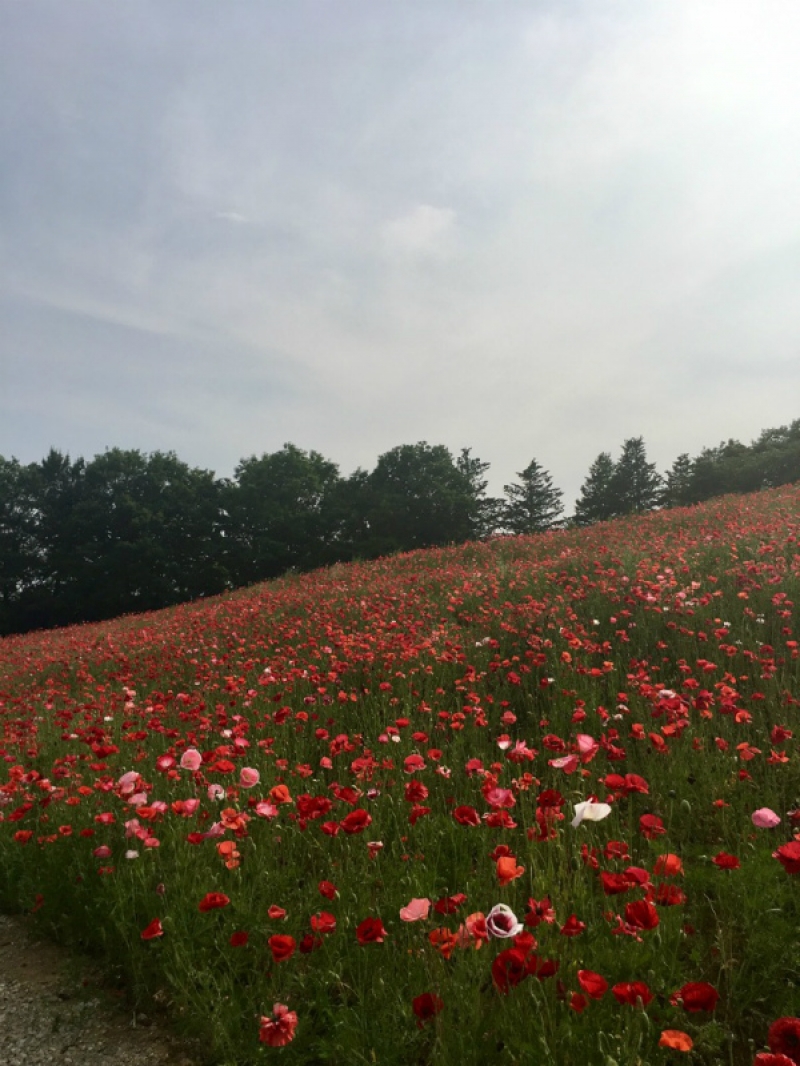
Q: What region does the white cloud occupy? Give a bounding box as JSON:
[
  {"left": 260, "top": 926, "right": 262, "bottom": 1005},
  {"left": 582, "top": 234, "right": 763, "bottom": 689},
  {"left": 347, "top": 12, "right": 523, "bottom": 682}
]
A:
[{"left": 381, "top": 204, "right": 456, "bottom": 256}]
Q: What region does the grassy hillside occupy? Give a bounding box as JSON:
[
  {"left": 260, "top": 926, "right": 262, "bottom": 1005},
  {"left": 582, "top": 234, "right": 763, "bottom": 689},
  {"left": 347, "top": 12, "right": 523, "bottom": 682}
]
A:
[{"left": 2, "top": 487, "right": 800, "bottom": 1065}]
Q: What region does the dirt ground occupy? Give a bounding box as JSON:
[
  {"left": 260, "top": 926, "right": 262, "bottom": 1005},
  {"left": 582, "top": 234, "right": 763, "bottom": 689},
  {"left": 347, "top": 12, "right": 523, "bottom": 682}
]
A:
[{"left": 0, "top": 912, "right": 202, "bottom": 1066}]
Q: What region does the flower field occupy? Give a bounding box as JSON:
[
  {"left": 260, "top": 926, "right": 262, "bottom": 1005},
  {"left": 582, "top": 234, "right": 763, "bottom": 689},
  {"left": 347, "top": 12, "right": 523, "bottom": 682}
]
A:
[{"left": 1, "top": 487, "right": 800, "bottom": 1065}]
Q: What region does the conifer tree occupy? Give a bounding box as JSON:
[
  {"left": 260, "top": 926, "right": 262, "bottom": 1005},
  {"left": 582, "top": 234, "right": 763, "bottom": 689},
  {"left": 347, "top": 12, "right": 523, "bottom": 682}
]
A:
[
  {"left": 502, "top": 459, "right": 563, "bottom": 534},
  {"left": 573, "top": 452, "right": 616, "bottom": 526},
  {"left": 663, "top": 453, "right": 693, "bottom": 507},
  {"left": 608, "top": 437, "right": 662, "bottom": 515}
]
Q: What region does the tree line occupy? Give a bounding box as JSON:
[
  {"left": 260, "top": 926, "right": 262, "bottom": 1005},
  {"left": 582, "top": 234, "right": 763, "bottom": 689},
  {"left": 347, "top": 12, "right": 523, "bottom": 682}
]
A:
[{"left": 1, "top": 417, "right": 798, "bottom": 635}]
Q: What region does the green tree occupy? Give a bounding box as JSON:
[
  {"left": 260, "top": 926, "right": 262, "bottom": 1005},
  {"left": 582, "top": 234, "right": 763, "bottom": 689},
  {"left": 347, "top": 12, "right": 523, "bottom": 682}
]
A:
[
  {"left": 364, "top": 442, "right": 474, "bottom": 555},
  {"left": 573, "top": 452, "right": 616, "bottom": 526},
  {"left": 501, "top": 459, "right": 564, "bottom": 534},
  {"left": 750, "top": 420, "right": 800, "bottom": 488},
  {"left": 662, "top": 453, "right": 694, "bottom": 508},
  {"left": 0, "top": 456, "right": 41, "bottom": 634},
  {"left": 66, "top": 449, "right": 228, "bottom": 621},
  {"left": 608, "top": 437, "right": 662, "bottom": 515},
  {"left": 227, "top": 444, "right": 341, "bottom": 584}
]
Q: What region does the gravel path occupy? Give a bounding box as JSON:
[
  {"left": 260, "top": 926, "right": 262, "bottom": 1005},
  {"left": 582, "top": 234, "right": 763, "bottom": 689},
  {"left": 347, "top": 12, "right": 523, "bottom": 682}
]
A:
[{"left": 0, "top": 914, "right": 201, "bottom": 1066}]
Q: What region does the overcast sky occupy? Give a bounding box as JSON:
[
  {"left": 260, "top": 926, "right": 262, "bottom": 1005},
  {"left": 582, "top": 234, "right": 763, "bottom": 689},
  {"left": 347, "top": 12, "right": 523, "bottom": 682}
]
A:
[{"left": 2, "top": 0, "right": 799, "bottom": 512}]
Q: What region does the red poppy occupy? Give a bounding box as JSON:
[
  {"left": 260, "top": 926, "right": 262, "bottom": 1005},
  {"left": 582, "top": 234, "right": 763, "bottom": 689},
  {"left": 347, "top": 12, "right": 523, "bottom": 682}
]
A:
[
  {"left": 773, "top": 842, "right": 800, "bottom": 875},
  {"left": 259, "top": 1003, "right": 298, "bottom": 1047},
  {"left": 340, "top": 808, "right": 372, "bottom": 834},
  {"left": 356, "top": 917, "right": 387, "bottom": 944},
  {"left": 525, "top": 897, "right": 556, "bottom": 927},
  {"left": 612, "top": 981, "right": 654, "bottom": 1007},
  {"left": 198, "top": 891, "right": 230, "bottom": 912},
  {"left": 754, "top": 1054, "right": 797, "bottom": 1066},
  {"left": 601, "top": 871, "right": 633, "bottom": 895},
  {"left": 404, "top": 780, "right": 429, "bottom": 803},
  {"left": 140, "top": 918, "right": 164, "bottom": 940},
  {"left": 453, "top": 805, "right": 481, "bottom": 827},
  {"left": 624, "top": 900, "right": 660, "bottom": 931},
  {"left": 496, "top": 855, "right": 525, "bottom": 885},
  {"left": 434, "top": 893, "right": 467, "bottom": 915},
  {"left": 655, "top": 883, "right": 687, "bottom": 906},
  {"left": 412, "top": 992, "right": 444, "bottom": 1027},
  {"left": 532, "top": 957, "right": 559, "bottom": 980},
  {"left": 310, "top": 911, "right": 336, "bottom": 934},
  {"left": 428, "top": 928, "right": 458, "bottom": 959},
  {"left": 559, "top": 914, "right": 586, "bottom": 937},
  {"left": 712, "top": 852, "right": 741, "bottom": 870},
  {"left": 670, "top": 982, "right": 719, "bottom": 1012},
  {"left": 318, "top": 880, "right": 338, "bottom": 899},
  {"left": 654, "top": 853, "right": 684, "bottom": 877},
  {"left": 639, "top": 814, "right": 666, "bottom": 839},
  {"left": 659, "top": 1030, "right": 693, "bottom": 1052},
  {"left": 268, "top": 934, "right": 296, "bottom": 962},
  {"left": 578, "top": 970, "right": 608, "bottom": 999},
  {"left": 492, "top": 948, "right": 528, "bottom": 994},
  {"left": 768, "top": 1017, "right": 800, "bottom": 1063},
  {"left": 299, "top": 933, "right": 323, "bottom": 954},
  {"left": 229, "top": 931, "right": 249, "bottom": 947}
]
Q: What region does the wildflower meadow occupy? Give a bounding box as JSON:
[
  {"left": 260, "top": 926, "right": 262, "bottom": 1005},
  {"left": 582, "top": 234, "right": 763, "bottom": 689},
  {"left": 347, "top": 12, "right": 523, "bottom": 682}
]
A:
[{"left": 1, "top": 486, "right": 799, "bottom": 1065}]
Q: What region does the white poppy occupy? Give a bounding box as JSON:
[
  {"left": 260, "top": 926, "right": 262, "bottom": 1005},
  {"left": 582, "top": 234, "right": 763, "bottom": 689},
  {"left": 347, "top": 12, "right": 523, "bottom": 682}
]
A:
[{"left": 571, "top": 801, "right": 612, "bottom": 828}]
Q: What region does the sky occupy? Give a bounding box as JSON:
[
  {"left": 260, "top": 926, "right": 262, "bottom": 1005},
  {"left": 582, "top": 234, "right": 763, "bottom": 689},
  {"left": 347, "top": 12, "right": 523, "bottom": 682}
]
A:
[{"left": 2, "top": 0, "right": 800, "bottom": 514}]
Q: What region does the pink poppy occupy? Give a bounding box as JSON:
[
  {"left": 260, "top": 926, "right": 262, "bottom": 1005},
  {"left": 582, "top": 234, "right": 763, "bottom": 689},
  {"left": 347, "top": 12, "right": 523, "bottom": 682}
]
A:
[
  {"left": 400, "top": 898, "right": 431, "bottom": 922},
  {"left": 752, "top": 808, "right": 781, "bottom": 829},
  {"left": 180, "top": 748, "right": 202, "bottom": 772},
  {"left": 239, "top": 767, "right": 260, "bottom": 788}
]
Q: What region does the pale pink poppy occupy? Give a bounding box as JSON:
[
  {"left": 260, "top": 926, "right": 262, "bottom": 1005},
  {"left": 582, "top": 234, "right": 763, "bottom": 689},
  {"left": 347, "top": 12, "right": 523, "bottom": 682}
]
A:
[
  {"left": 549, "top": 755, "right": 579, "bottom": 774},
  {"left": 239, "top": 767, "right": 260, "bottom": 788},
  {"left": 485, "top": 787, "right": 515, "bottom": 810},
  {"left": 255, "top": 801, "right": 279, "bottom": 819},
  {"left": 207, "top": 784, "right": 225, "bottom": 801},
  {"left": 399, "top": 898, "right": 431, "bottom": 922},
  {"left": 752, "top": 807, "right": 781, "bottom": 829},
  {"left": 180, "top": 748, "right": 202, "bottom": 772}
]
